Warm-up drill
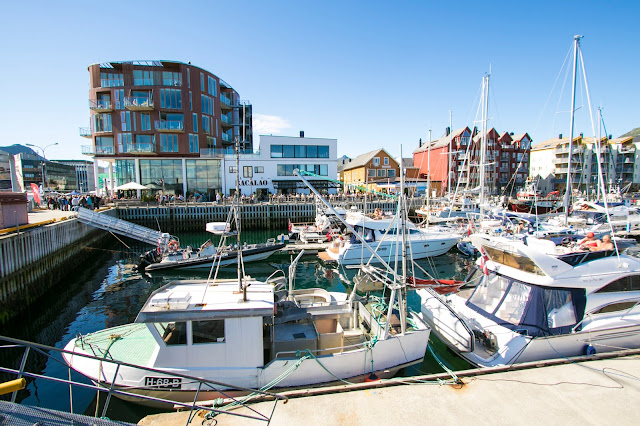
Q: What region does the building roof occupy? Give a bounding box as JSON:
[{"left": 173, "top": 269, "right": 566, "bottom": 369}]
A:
[
  {"left": 531, "top": 136, "right": 577, "bottom": 151},
  {"left": 608, "top": 136, "right": 634, "bottom": 145},
  {"left": 413, "top": 127, "right": 469, "bottom": 154},
  {"left": 341, "top": 148, "right": 396, "bottom": 171}
]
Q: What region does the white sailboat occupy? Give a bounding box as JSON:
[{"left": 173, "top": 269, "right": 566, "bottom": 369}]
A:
[{"left": 418, "top": 36, "right": 640, "bottom": 368}]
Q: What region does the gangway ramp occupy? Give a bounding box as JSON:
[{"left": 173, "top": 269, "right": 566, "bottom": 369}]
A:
[{"left": 77, "top": 207, "right": 169, "bottom": 247}]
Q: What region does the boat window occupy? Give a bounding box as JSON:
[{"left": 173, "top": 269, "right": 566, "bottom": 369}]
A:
[
  {"left": 595, "top": 275, "right": 640, "bottom": 293},
  {"left": 154, "top": 322, "right": 187, "bottom": 346},
  {"left": 482, "top": 245, "right": 545, "bottom": 275},
  {"left": 468, "top": 274, "right": 510, "bottom": 315},
  {"left": 542, "top": 288, "right": 577, "bottom": 328},
  {"left": 192, "top": 320, "right": 225, "bottom": 344},
  {"left": 351, "top": 226, "right": 374, "bottom": 244},
  {"left": 494, "top": 281, "right": 531, "bottom": 325},
  {"left": 592, "top": 300, "right": 639, "bottom": 315}
]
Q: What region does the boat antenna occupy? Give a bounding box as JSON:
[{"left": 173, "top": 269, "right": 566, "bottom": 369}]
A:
[{"left": 564, "top": 35, "right": 582, "bottom": 226}]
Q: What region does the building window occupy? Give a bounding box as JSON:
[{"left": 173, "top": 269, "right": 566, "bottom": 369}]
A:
[
  {"left": 133, "top": 70, "right": 154, "bottom": 86},
  {"left": 121, "top": 111, "right": 131, "bottom": 131},
  {"left": 160, "top": 134, "right": 178, "bottom": 152},
  {"left": 141, "top": 113, "right": 151, "bottom": 131},
  {"left": 200, "top": 73, "right": 204, "bottom": 91},
  {"left": 318, "top": 146, "right": 329, "bottom": 158},
  {"left": 373, "top": 157, "right": 380, "bottom": 167},
  {"left": 93, "top": 113, "right": 112, "bottom": 133},
  {"left": 160, "top": 89, "right": 182, "bottom": 109},
  {"left": 207, "top": 136, "right": 215, "bottom": 149},
  {"left": 100, "top": 72, "right": 123, "bottom": 87},
  {"left": 243, "top": 166, "right": 253, "bottom": 178},
  {"left": 207, "top": 76, "right": 216, "bottom": 96},
  {"left": 187, "top": 68, "right": 190, "bottom": 88},
  {"left": 387, "top": 169, "right": 396, "bottom": 178},
  {"left": 162, "top": 71, "right": 182, "bottom": 87},
  {"left": 377, "top": 169, "right": 385, "bottom": 177},
  {"left": 114, "top": 89, "right": 124, "bottom": 110},
  {"left": 192, "top": 113, "right": 198, "bottom": 132},
  {"left": 229, "top": 166, "right": 237, "bottom": 173},
  {"left": 189, "top": 91, "right": 192, "bottom": 111},
  {"left": 254, "top": 166, "right": 264, "bottom": 173},
  {"left": 202, "top": 115, "right": 211, "bottom": 134},
  {"left": 271, "top": 145, "right": 283, "bottom": 158},
  {"left": 201, "top": 94, "right": 213, "bottom": 115},
  {"left": 295, "top": 145, "right": 306, "bottom": 158},
  {"left": 384, "top": 157, "right": 389, "bottom": 165},
  {"left": 189, "top": 134, "right": 199, "bottom": 153},
  {"left": 117, "top": 133, "right": 132, "bottom": 153},
  {"left": 367, "top": 169, "right": 376, "bottom": 177}
]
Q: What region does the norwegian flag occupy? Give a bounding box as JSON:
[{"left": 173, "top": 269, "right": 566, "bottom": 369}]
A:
[{"left": 479, "top": 247, "right": 490, "bottom": 275}]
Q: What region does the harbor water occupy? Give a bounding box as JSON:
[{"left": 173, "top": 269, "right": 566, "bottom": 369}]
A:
[{"left": 4, "top": 229, "right": 476, "bottom": 423}]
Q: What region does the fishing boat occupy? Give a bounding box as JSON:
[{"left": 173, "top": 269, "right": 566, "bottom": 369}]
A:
[
  {"left": 507, "top": 186, "right": 560, "bottom": 214},
  {"left": 63, "top": 144, "right": 430, "bottom": 406}
]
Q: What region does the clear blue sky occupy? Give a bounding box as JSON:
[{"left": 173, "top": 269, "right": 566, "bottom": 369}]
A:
[{"left": 1, "top": 0, "right": 638, "bottom": 161}]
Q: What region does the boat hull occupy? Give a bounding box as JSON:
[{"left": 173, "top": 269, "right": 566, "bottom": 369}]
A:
[{"left": 144, "top": 243, "right": 285, "bottom": 271}]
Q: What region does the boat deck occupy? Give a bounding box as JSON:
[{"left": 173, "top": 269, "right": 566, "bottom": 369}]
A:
[{"left": 75, "top": 323, "right": 157, "bottom": 366}]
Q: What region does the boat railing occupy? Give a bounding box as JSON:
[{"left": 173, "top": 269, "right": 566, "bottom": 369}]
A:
[
  {"left": 0, "top": 335, "right": 287, "bottom": 424},
  {"left": 425, "top": 287, "right": 475, "bottom": 352},
  {"left": 273, "top": 339, "right": 371, "bottom": 359}
]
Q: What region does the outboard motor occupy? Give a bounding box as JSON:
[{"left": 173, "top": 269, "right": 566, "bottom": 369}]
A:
[{"left": 136, "top": 249, "right": 162, "bottom": 272}]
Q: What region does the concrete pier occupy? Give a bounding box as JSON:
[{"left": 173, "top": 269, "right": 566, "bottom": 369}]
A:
[{"left": 140, "top": 354, "right": 640, "bottom": 425}]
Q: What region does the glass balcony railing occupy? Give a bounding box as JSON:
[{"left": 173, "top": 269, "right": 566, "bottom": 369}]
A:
[
  {"left": 82, "top": 145, "right": 114, "bottom": 155},
  {"left": 200, "top": 148, "right": 260, "bottom": 157},
  {"left": 89, "top": 99, "right": 112, "bottom": 111},
  {"left": 155, "top": 120, "right": 184, "bottom": 132},
  {"left": 124, "top": 96, "right": 154, "bottom": 110},
  {"left": 220, "top": 94, "right": 232, "bottom": 108},
  {"left": 221, "top": 114, "right": 232, "bottom": 124},
  {"left": 221, "top": 132, "right": 233, "bottom": 142},
  {"left": 79, "top": 127, "right": 91, "bottom": 138},
  {"left": 123, "top": 142, "right": 156, "bottom": 154}
]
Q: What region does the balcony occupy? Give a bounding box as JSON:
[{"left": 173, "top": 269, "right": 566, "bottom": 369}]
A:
[
  {"left": 555, "top": 146, "right": 584, "bottom": 155},
  {"left": 82, "top": 145, "right": 114, "bottom": 156},
  {"left": 125, "top": 96, "right": 154, "bottom": 111},
  {"left": 220, "top": 94, "right": 232, "bottom": 110},
  {"left": 221, "top": 114, "right": 235, "bottom": 128},
  {"left": 221, "top": 132, "right": 233, "bottom": 142},
  {"left": 155, "top": 120, "right": 184, "bottom": 132},
  {"left": 619, "top": 146, "right": 636, "bottom": 154},
  {"left": 89, "top": 99, "right": 112, "bottom": 112},
  {"left": 200, "top": 148, "right": 260, "bottom": 158},
  {"left": 122, "top": 142, "right": 156, "bottom": 154},
  {"left": 79, "top": 127, "right": 91, "bottom": 138},
  {"left": 553, "top": 157, "right": 568, "bottom": 165}
]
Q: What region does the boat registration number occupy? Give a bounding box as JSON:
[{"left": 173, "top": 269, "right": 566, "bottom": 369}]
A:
[{"left": 144, "top": 377, "right": 182, "bottom": 389}]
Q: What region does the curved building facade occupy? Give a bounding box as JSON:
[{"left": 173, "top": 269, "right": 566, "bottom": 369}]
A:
[{"left": 81, "top": 60, "right": 252, "bottom": 198}]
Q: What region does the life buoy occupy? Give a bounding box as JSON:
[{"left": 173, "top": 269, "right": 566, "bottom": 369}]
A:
[{"left": 168, "top": 240, "right": 179, "bottom": 251}]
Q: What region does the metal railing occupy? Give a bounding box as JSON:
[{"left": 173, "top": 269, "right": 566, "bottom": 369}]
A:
[
  {"left": 0, "top": 335, "right": 286, "bottom": 424},
  {"left": 122, "top": 142, "right": 155, "bottom": 153},
  {"left": 79, "top": 127, "right": 91, "bottom": 137}
]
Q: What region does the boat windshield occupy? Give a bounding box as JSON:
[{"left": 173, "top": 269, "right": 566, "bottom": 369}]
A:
[
  {"left": 467, "top": 273, "right": 586, "bottom": 336},
  {"left": 350, "top": 226, "right": 375, "bottom": 244}
]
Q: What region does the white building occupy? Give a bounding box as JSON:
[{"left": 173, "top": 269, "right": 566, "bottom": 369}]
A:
[{"left": 220, "top": 134, "right": 338, "bottom": 197}]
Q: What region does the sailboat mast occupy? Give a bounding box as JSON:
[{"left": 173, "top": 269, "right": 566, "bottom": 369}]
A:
[
  {"left": 448, "top": 110, "right": 452, "bottom": 196},
  {"left": 564, "top": 35, "right": 582, "bottom": 225},
  {"left": 235, "top": 138, "right": 244, "bottom": 293},
  {"left": 427, "top": 129, "right": 431, "bottom": 217},
  {"left": 399, "top": 146, "right": 407, "bottom": 335},
  {"left": 479, "top": 73, "right": 489, "bottom": 216}
]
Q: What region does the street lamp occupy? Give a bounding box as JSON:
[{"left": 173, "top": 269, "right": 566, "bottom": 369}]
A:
[{"left": 26, "top": 142, "right": 58, "bottom": 194}]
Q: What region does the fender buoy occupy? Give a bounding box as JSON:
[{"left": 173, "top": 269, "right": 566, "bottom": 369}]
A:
[{"left": 168, "top": 240, "right": 179, "bottom": 251}]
